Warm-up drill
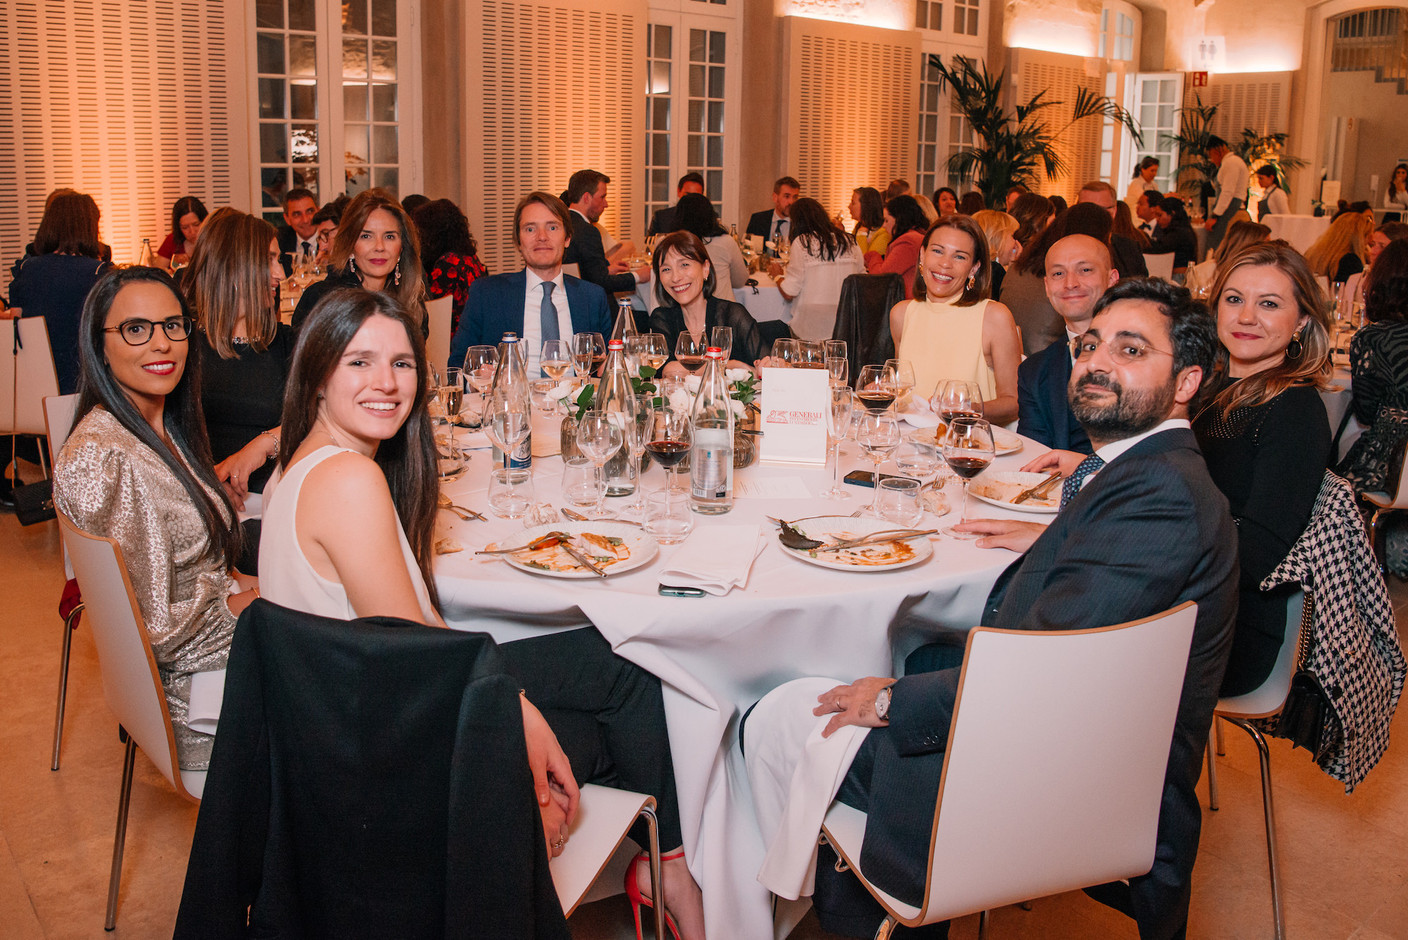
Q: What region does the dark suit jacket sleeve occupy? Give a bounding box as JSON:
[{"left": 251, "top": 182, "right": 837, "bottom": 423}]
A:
[
  {"left": 449, "top": 276, "right": 496, "bottom": 371},
  {"left": 565, "top": 217, "right": 637, "bottom": 294},
  {"left": 886, "top": 449, "right": 1211, "bottom": 754},
  {"left": 277, "top": 226, "right": 297, "bottom": 276},
  {"left": 564, "top": 276, "right": 612, "bottom": 336},
  {"left": 1016, "top": 351, "right": 1052, "bottom": 445},
  {"left": 1112, "top": 236, "right": 1148, "bottom": 277},
  {"left": 745, "top": 210, "right": 771, "bottom": 240}
]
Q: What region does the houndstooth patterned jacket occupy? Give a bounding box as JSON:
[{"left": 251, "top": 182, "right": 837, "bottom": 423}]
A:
[{"left": 1260, "top": 472, "right": 1407, "bottom": 792}]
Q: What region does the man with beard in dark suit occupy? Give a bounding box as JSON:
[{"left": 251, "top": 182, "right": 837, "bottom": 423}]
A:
[{"left": 776, "top": 277, "right": 1237, "bottom": 939}]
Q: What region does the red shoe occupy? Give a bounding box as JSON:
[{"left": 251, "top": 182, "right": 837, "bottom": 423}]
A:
[{"left": 624, "top": 850, "right": 683, "bottom": 940}]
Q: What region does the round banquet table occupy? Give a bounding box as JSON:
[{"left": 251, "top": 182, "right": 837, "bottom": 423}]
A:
[{"left": 433, "top": 429, "right": 1050, "bottom": 939}]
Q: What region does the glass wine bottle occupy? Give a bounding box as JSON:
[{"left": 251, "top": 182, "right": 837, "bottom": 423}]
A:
[
  {"left": 689, "top": 347, "right": 734, "bottom": 515},
  {"left": 595, "top": 337, "right": 638, "bottom": 496}
]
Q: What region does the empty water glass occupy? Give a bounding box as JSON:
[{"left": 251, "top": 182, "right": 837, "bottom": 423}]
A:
[
  {"left": 488, "top": 467, "right": 534, "bottom": 519},
  {"left": 877, "top": 478, "right": 922, "bottom": 527},
  {"left": 561, "top": 456, "right": 603, "bottom": 508},
  {"left": 643, "top": 490, "right": 693, "bottom": 545}
]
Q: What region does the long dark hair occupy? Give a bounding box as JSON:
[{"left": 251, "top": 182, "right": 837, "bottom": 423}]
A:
[
  {"left": 1009, "top": 193, "right": 1052, "bottom": 248},
  {"left": 1364, "top": 239, "right": 1408, "bottom": 324},
  {"left": 329, "top": 187, "right": 427, "bottom": 316},
  {"left": 168, "top": 196, "right": 209, "bottom": 246},
  {"left": 788, "top": 197, "right": 853, "bottom": 262},
  {"left": 885, "top": 195, "right": 930, "bottom": 240},
  {"left": 34, "top": 191, "right": 103, "bottom": 258},
  {"left": 674, "top": 193, "right": 727, "bottom": 239},
  {"left": 74, "top": 267, "right": 241, "bottom": 567},
  {"left": 411, "top": 198, "right": 479, "bottom": 276},
  {"left": 853, "top": 187, "right": 884, "bottom": 230},
  {"left": 651, "top": 231, "right": 717, "bottom": 307},
  {"left": 280, "top": 289, "right": 441, "bottom": 610},
  {"left": 1013, "top": 203, "right": 1111, "bottom": 276}
]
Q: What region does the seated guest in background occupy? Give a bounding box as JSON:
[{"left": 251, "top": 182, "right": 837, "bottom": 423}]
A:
[
  {"left": 1345, "top": 220, "right": 1408, "bottom": 313},
  {"left": 449, "top": 191, "right": 610, "bottom": 374},
  {"left": 1076, "top": 181, "right": 1149, "bottom": 277},
  {"left": 758, "top": 278, "right": 1233, "bottom": 940},
  {"left": 648, "top": 171, "right": 706, "bottom": 236},
  {"left": 933, "top": 187, "right": 958, "bottom": 217},
  {"left": 849, "top": 186, "right": 888, "bottom": 257},
  {"left": 770, "top": 197, "right": 864, "bottom": 340},
  {"left": 1147, "top": 196, "right": 1200, "bottom": 278},
  {"left": 1384, "top": 163, "right": 1408, "bottom": 213},
  {"left": 1125, "top": 156, "right": 1160, "bottom": 208},
  {"left": 1184, "top": 220, "right": 1270, "bottom": 300},
  {"left": 7, "top": 189, "right": 112, "bottom": 394},
  {"left": 675, "top": 193, "right": 749, "bottom": 297},
  {"left": 14, "top": 187, "right": 113, "bottom": 267},
  {"left": 746, "top": 175, "right": 802, "bottom": 253},
  {"left": 1254, "top": 165, "right": 1290, "bottom": 219},
  {"left": 1004, "top": 183, "right": 1029, "bottom": 212},
  {"left": 971, "top": 209, "right": 1020, "bottom": 301},
  {"left": 883, "top": 179, "right": 911, "bottom": 202},
  {"left": 863, "top": 194, "right": 929, "bottom": 299},
  {"left": 648, "top": 231, "right": 767, "bottom": 376},
  {"left": 890, "top": 215, "right": 1021, "bottom": 423},
  {"left": 182, "top": 209, "right": 294, "bottom": 514},
  {"left": 309, "top": 199, "right": 344, "bottom": 265},
  {"left": 1016, "top": 234, "right": 1118, "bottom": 455},
  {"left": 1195, "top": 241, "right": 1332, "bottom": 696},
  {"left": 292, "top": 188, "right": 426, "bottom": 330},
  {"left": 400, "top": 193, "right": 429, "bottom": 216},
  {"left": 1047, "top": 194, "right": 1069, "bottom": 215},
  {"left": 1114, "top": 200, "right": 1149, "bottom": 250},
  {"left": 1135, "top": 187, "right": 1163, "bottom": 237},
  {"left": 1342, "top": 239, "right": 1408, "bottom": 491},
  {"left": 276, "top": 187, "right": 320, "bottom": 275},
  {"left": 155, "top": 196, "right": 208, "bottom": 272},
  {"left": 562, "top": 168, "right": 650, "bottom": 295},
  {"left": 913, "top": 194, "right": 940, "bottom": 225},
  {"left": 1305, "top": 209, "right": 1372, "bottom": 285},
  {"left": 412, "top": 198, "right": 488, "bottom": 335},
  {"left": 264, "top": 290, "right": 707, "bottom": 937},
  {"left": 54, "top": 267, "right": 259, "bottom": 770},
  {"left": 1004, "top": 202, "right": 1117, "bottom": 356},
  {"left": 1010, "top": 192, "right": 1052, "bottom": 251},
  {"left": 958, "top": 191, "right": 986, "bottom": 216}
]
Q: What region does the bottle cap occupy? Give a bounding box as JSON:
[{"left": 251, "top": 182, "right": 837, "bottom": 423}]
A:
[
  {"left": 501, "top": 332, "right": 518, "bottom": 342},
  {"left": 608, "top": 339, "right": 624, "bottom": 350},
  {"left": 705, "top": 347, "right": 723, "bottom": 358}
]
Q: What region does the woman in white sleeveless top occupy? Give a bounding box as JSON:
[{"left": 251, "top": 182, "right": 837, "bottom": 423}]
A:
[{"left": 260, "top": 289, "right": 705, "bottom": 938}]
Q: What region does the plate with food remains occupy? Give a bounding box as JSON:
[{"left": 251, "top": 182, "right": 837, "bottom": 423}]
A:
[
  {"left": 777, "top": 516, "right": 934, "bottom": 572},
  {"left": 488, "top": 522, "right": 659, "bottom": 579},
  {"left": 906, "top": 425, "right": 1023, "bottom": 456},
  {"left": 968, "top": 470, "right": 1061, "bottom": 514}
]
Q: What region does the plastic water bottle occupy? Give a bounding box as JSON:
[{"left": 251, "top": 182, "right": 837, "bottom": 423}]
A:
[
  {"left": 490, "top": 332, "right": 532, "bottom": 469},
  {"left": 689, "top": 347, "right": 733, "bottom": 514}
]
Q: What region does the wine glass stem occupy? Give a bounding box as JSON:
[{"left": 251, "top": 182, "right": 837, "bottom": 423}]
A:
[
  {"left": 830, "top": 441, "right": 842, "bottom": 491},
  {"left": 959, "top": 481, "right": 970, "bottom": 525},
  {"left": 870, "top": 458, "right": 883, "bottom": 514},
  {"left": 594, "top": 463, "right": 606, "bottom": 515}
]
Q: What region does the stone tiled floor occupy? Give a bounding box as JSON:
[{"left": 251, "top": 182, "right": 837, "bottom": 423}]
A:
[{"left": 3, "top": 508, "right": 1407, "bottom": 939}]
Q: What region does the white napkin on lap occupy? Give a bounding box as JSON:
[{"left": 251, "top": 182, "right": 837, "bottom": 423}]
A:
[
  {"left": 187, "top": 668, "right": 227, "bottom": 736},
  {"left": 658, "top": 525, "right": 764, "bottom": 595}
]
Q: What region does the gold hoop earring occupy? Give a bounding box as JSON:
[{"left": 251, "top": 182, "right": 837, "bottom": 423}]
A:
[
  {"left": 966, "top": 270, "right": 977, "bottom": 290},
  {"left": 1286, "top": 329, "right": 1304, "bottom": 360}
]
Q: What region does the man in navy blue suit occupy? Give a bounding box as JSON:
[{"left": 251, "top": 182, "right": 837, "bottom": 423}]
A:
[
  {"left": 561, "top": 169, "right": 650, "bottom": 299},
  {"left": 1016, "top": 234, "right": 1121, "bottom": 455},
  {"left": 744, "top": 176, "right": 801, "bottom": 256},
  {"left": 448, "top": 191, "right": 612, "bottom": 374}
]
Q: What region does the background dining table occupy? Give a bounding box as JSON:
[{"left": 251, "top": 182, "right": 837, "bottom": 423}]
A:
[{"left": 432, "top": 420, "right": 1051, "bottom": 938}]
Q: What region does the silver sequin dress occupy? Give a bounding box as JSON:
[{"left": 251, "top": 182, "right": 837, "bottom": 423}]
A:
[{"left": 54, "top": 406, "right": 238, "bottom": 770}]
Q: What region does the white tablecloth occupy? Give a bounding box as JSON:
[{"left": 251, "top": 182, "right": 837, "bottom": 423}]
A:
[
  {"left": 1265, "top": 214, "right": 1331, "bottom": 255},
  {"left": 433, "top": 432, "right": 1048, "bottom": 938}
]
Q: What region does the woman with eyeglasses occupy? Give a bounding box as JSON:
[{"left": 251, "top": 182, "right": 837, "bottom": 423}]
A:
[
  {"left": 53, "top": 266, "right": 258, "bottom": 771},
  {"left": 1194, "top": 242, "right": 1332, "bottom": 695}
]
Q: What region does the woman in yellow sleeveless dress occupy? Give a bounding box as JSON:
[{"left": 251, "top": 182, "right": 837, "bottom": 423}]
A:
[{"left": 890, "top": 215, "right": 1022, "bottom": 426}]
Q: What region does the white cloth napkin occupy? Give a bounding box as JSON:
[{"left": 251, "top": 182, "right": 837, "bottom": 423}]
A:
[
  {"left": 657, "top": 524, "right": 764, "bottom": 595},
  {"left": 454, "top": 428, "right": 493, "bottom": 450},
  {"left": 900, "top": 395, "right": 940, "bottom": 429},
  {"left": 745, "top": 677, "right": 870, "bottom": 900},
  {"left": 187, "top": 667, "right": 227, "bottom": 736}
]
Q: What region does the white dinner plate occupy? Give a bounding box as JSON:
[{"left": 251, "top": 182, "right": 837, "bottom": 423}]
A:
[
  {"left": 968, "top": 470, "right": 1061, "bottom": 514},
  {"left": 491, "top": 522, "right": 659, "bottom": 579},
  {"left": 905, "top": 425, "right": 1023, "bottom": 456},
  {"left": 778, "top": 515, "right": 934, "bottom": 572}
]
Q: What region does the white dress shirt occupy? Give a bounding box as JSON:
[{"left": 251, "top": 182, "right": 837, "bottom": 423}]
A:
[
  {"left": 1212, "top": 153, "right": 1250, "bottom": 218},
  {"left": 769, "top": 212, "right": 790, "bottom": 247},
  {"left": 521, "top": 268, "right": 573, "bottom": 377},
  {"left": 1072, "top": 418, "right": 1192, "bottom": 496}
]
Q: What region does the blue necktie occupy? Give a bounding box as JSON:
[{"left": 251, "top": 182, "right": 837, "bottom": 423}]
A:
[
  {"left": 1059, "top": 453, "right": 1105, "bottom": 510},
  {"left": 540, "top": 281, "right": 559, "bottom": 343},
  {"left": 773, "top": 218, "right": 784, "bottom": 257}
]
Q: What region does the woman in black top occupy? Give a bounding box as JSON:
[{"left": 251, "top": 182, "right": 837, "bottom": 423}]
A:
[
  {"left": 1194, "top": 241, "right": 1333, "bottom": 695},
  {"left": 1341, "top": 239, "right": 1408, "bottom": 490},
  {"left": 647, "top": 231, "right": 769, "bottom": 376},
  {"left": 183, "top": 208, "right": 294, "bottom": 508},
  {"left": 1147, "top": 196, "right": 1199, "bottom": 275}
]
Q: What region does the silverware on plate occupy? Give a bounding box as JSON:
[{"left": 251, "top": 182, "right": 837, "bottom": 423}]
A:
[{"left": 1011, "top": 471, "right": 1062, "bottom": 505}]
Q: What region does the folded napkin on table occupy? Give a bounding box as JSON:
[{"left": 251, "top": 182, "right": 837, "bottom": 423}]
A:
[
  {"left": 454, "top": 428, "right": 493, "bottom": 450},
  {"left": 657, "top": 524, "right": 764, "bottom": 595},
  {"left": 187, "top": 667, "right": 227, "bottom": 736},
  {"left": 899, "top": 395, "right": 939, "bottom": 429}
]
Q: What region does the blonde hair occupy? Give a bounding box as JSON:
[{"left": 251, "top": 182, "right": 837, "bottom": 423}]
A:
[
  {"left": 971, "top": 210, "right": 1018, "bottom": 261},
  {"left": 183, "top": 208, "right": 279, "bottom": 358},
  {"left": 1211, "top": 220, "right": 1271, "bottom": 268},
  {"left": 1302, "top": 211, "right": 1371, "bottom": 280},
  {"left": 1207, "top": 241, "right": 1332, "bottom": 415}
]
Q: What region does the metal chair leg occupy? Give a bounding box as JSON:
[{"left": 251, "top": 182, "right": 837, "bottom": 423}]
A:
[
  {"left": 639, "top": 805, "right": 666, "bottom": 940},
  {"left": 978, "top": 909, "right": 991, "bottom": 939},
  {"left": 873, "top": 915, "right": 897, "bottom": 940},
  {"left": 105, "top": 733, "right": 136, "bottom": 931},
  {"left": 1206, "top": 733, "right": 1220, "bottom": 811},
  {"left": 51, "top": 603, "right": 82, "bottom": 771},
  {"left": 1214, "top": 714, "right": 1225, "bottom": 755},
  {"left": 1226, "top": 717, "right": 1285, "bottom": 940}
]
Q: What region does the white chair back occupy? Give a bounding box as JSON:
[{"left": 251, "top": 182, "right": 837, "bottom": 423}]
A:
[
  {"left": 1143, "top": 253, "right": 1175, "bottom": 282},
  {"left": 56, "top": 512, "right": 203, "bottom": 801},
  {"left": 1218, "top": 590, "right": 1308, "bottom": 719},
  {"left": 826, "top": 603, "right": 1197, "bottom": 924},
  {"left": 550, "top": 783, "right": 657, "bottom": 916},
  {"left": 425, "top": 294, "right": 454, "bottom": 373},
  {"left": 44, "top": 394, "right": 81, "bottom": 577},
  {"left": 0, "top": 317, "right": 61, "bottom": 437}
]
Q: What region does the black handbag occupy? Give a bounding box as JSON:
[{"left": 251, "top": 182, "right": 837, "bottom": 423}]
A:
[
  {"left": 1269, "top": 600, "right": 1342, "bottom": 762},
  {"left": 12, "top": 474, "right": 55, "bottom": 526}
]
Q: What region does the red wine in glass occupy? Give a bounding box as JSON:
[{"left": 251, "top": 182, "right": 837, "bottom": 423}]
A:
[
  {"left": 645, "top": 439, "right": 690, "bottom": 469},
  {"left": 940, "top": 409, "right": 981, "bottom": 425},
  {"left": 857, "top": 390, "right": 896, "bottom": 411},
  {"left": 945, "top": 454, "right": 991, "bottom": 479},
  {"left": 676, "top": 354, "right": 705, "bottom": 374}
]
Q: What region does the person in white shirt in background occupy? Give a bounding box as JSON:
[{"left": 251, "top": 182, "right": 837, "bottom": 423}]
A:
[
  {"left": 1253, "top": 165, "right": 1291, "bottom": 220},
  {"left": 1124, "top": 156, "right": 1160, "bottom": 209},
  {"left": 1204, "top": 135, "right": 1250, "bottom": 252}
]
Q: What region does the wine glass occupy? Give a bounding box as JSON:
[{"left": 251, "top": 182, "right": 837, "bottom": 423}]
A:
[
  {"left": 540, "top": 339, "right": 574, "bottom": 383},
  {"left": 895, "top": 441, "right": 942, "bottom": 512},
  {"left": 853, "top": 411, "right": 901, "bottom": 516},
  {"left": 826, "top": 356, "right": 849, "bottom": 388},
  {"left": 856, "top": 364, "right": 898, "bottom": 412},
  {"left": 625, "top": 393, "right": 656, "bottom": 515},
  {"left": 710, "top": 325, "right": 733, "bottom": 363},
  {"left": 573, "top": 332, "right": 605, "bottom": 378},
  {"left": 931, "top": 379, "right": 984, "bottom": 437},
  {"left": 647, "top": 389, "right": 693, "bottom": 496},
  {"left": 823, "top": 339, "right": 847, "bottom": 363},
  {"left": 822, "top": 386, "right": 855, "bottom": 500},
  {"left": 576, "top": 411, "right": 623, "bottom": 518},
  {"left": 770, "top": 337, "right": 800, "bottom": 366},
  {"left": 441, "top": 367, "right": 465, "bottom": 423},
  {"left": 624, "top": 333, "right": 647, "bottom": 379},
  {"left": 639, "top": 332, "right": 669, "bottom": 378},
  {"left": 886, "top": 359, "right": 916, "bottom": 408},
  {"left": 483, "top": 391, "right": 531, "bottom": 472},
  {"left": 941, "top": 416, "right": 996, "bottom": 539},
  {"left": 798, "top": 340, "right": 826, "bottom": 370},
  {"left": 675, "top": 330, "right": 707, "bottom": 374}
]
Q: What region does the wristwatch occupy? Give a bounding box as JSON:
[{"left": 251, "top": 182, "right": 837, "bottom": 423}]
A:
[{"left": 874, "top": 685, "right": 893, "bottom": 722}]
